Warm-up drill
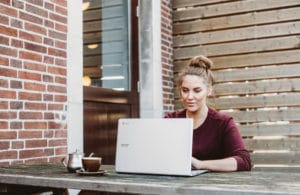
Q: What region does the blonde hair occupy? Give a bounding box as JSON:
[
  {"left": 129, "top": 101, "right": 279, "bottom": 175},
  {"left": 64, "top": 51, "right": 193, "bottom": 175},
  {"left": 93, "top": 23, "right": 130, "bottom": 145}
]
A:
[{"left": 177, "top": 55, "right": 214, "bottom": 87}]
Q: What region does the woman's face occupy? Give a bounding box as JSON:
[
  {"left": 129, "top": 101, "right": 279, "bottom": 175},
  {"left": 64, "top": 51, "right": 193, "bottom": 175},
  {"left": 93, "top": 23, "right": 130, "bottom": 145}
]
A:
[{"left": 180, "top": 75, "right": 211, "bottom": 113}]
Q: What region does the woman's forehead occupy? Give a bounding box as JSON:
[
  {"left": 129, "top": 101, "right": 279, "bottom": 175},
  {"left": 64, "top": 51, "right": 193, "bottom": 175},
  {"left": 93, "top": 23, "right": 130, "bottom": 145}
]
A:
[{"left": 182, "top": 75, "right": 206, "bottom": 86}]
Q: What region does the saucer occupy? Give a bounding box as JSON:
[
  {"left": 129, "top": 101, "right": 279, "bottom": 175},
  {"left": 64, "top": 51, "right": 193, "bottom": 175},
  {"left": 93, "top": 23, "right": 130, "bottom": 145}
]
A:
[{"left": 76, "top": 169, "right": 107, "bottom": 176}]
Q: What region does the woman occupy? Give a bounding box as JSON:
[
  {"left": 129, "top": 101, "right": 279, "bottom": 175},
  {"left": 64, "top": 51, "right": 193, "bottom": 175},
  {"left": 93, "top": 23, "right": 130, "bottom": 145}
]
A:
[{"left": 165, "top": 55, "right": 251, "bottom": 171}]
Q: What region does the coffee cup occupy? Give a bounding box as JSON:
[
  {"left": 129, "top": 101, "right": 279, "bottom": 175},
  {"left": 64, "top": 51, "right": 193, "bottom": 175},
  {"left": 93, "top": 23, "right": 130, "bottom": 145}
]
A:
[{"left": 81, "top": 157, "right": 102, "bottom": 172}]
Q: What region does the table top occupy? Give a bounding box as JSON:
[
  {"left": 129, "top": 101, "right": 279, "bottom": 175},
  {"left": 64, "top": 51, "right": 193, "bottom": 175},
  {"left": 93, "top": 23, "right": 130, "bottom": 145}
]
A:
[{"left": 0, "top": 164, "right": 300, "bottom": 195}]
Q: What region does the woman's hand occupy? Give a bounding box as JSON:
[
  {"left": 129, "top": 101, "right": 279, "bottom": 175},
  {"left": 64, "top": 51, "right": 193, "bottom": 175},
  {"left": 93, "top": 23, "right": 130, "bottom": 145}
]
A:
[
  {"left": 191, "top": 156, "right": 238, "bottom": 171},
  {"left": 191, "top": 156, "right": 203, "bottom": 169}
]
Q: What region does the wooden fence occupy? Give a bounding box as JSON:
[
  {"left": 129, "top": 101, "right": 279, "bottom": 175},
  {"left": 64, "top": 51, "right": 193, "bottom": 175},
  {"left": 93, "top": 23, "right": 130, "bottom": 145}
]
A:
[{"left": 172, "top": 0, "right": 300, "bottom": 168}]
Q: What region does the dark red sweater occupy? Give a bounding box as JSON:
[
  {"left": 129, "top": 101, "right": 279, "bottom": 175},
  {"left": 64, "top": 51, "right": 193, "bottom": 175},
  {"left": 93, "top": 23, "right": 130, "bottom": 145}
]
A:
[{"left": 165, "top": 108, "right": 251, "bottom": 171}]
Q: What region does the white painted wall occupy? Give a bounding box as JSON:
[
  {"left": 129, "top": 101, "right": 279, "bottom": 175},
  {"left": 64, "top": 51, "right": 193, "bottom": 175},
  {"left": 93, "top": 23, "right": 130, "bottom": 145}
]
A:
[
  {"left": 67, "top": 1, "right": 83, "bottom": 153},
  {"left": 139, "top": 0, "right": 164, "bottom": 118}
]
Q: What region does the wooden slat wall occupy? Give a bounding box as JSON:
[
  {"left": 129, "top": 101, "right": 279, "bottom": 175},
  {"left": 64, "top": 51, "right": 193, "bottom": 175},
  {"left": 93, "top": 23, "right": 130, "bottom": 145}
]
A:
[{"left": 172, "top": 0, "right": 300, "bottom": 168}]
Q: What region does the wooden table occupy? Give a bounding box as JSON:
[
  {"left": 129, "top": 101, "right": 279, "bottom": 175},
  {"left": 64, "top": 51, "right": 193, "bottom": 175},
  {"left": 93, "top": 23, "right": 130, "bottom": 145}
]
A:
[{"left": 0, "top": 164, "right": 299, "bottom": 194}]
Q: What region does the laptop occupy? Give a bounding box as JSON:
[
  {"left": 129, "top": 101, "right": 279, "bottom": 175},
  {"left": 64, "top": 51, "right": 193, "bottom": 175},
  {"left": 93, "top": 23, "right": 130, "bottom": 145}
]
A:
[{"left": 115, "top": 118, "right": 208, "bottom": 176}]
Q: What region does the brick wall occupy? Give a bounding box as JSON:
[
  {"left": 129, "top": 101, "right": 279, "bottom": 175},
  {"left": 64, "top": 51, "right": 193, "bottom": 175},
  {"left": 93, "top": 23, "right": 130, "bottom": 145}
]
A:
[
  {"left": 161, "top": 0, "right": 174, "bottom": 114},
  {"left": 0, "top": 0, "right": 68, "bottom": 165}
]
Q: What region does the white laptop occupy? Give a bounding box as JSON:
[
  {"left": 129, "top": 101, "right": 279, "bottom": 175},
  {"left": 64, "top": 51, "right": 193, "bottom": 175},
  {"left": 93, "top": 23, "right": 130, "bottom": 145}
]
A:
[{"left": 115, "top": 118, "right": 208, "bottom": 176}]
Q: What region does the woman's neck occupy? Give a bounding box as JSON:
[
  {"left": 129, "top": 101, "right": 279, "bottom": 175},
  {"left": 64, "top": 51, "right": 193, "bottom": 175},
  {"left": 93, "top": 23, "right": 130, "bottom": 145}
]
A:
[{"left": 186, "top": 106, "right": 209, "bottom": 129}]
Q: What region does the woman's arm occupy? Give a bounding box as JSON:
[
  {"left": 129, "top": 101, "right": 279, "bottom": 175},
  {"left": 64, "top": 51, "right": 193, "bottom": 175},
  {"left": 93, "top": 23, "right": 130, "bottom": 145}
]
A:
[{"left": 192, "top": 156, "right": 237, "bottom": 172}]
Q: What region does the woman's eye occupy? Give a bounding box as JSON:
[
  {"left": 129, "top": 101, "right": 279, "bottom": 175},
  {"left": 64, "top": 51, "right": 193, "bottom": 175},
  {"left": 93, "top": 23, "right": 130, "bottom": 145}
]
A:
[
  {"left": 182, "top": 88, "right": 189, "bottom": 93},
  {"left": 194, "top": 89, "right": 202, "bottom": 93}
]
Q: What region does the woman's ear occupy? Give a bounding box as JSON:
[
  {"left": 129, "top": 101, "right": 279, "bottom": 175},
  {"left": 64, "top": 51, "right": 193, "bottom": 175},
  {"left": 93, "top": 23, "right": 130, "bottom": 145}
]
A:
[{"left": 207, "top": 87, "right": 213, "bottom": 96}]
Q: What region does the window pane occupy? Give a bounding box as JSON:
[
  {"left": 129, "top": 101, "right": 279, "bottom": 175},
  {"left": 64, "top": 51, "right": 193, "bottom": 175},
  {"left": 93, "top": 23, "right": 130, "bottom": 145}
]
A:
[{"left": 83, "top": 0, "right": 130, "bottom": 91}]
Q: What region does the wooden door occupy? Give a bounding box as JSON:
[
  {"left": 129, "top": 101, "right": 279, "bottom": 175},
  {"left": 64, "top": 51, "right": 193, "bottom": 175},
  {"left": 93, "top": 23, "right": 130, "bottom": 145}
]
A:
[{"left": 83, "top": 0, "right": 139, "bottom": 164}]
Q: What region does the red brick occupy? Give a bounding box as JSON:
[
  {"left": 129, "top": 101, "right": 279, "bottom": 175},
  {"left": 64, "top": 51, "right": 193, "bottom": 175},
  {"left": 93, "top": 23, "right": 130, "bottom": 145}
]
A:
[
  {"left": 26, "top": 139, "right": 47, "bottom": 148},
  {"left": 12, "top": 0, "right": 25, "bottom": 9},
  {"left": 55, "top": 40, "right": 67, "bottom": 49},
  {"left": 48, "top": 121, "right": 64, "bottom": 129},
  {"left": 48, "top": 30, "right": 66, "bottom": 41},
  {"left": 47, "top": 85, "right": 66, "bottom": 93},
  {"left": 43, "top": 75, "right": 54, "bottom": 83},
  {"left": 11, "top": 160, "right": 25, "bottom": 165},
  {"left": 55, "top": 5, "right": 67, "bottom": 16},
  {"left": 27, "top": 0, "right": 43, "bottom": 7},
  {"left": 10, "top": 101, "right": 23, "bottom": 109},
  {"left": 10, "top": 80, "right": 22, "bottom": 89},
  {"left": 24, "top": 82, "right": 46, "bottom": 92},
  {"left": 0, "top": 111, "right": 17, "bottom": 119},
  {"left": 19, "top": 130, "right": 42, "bottom": 139},
  {"left": 0, "top": 78, "right": 8, "bottom": 88},
  {"left": 49, "top": 139, "right": 67, "bottom": 147},
  {"left": 51, "top": 0, "right": 67, "bottom": 7},
  {"left": 10, "top": 18, "right": 23, "bottom": 28},
  {"left": 44, "top": 19, "right": 54, "bottom": 28},
  {"left": 10, "top": 121, "right": 22, "bottom": 129},
  {"left": 55, "top": 76, "right": 66, "bottom": 84},
  {"left": 0, "top": 35, "right": 9, "bottom": 45},
  {"left": 44, "top": 148, "right": 54, "bottom": 156},
  {"left": 0, "top": 131, "right": 17, "bottom": 139},
  {"left": 0, "top": 57, "right": 9, "bottom": 66},
  {"left": 54, "top": 95, "right": 67, "bottom": 102},
  {"left": 11, "top": 39, "right": 23, "bottom": 48},
  {"left": 0, "top": 161, "right": 10, "bottom": 166},
  {"left": 0, "top": 90, "right": 16, "bottom": 99},
  {"left": 44, "top": 130, "right": 54, "bottom": 138},
  {"left": 18, "top": 71, "right": 41, "bottom": 81},
  {"left": 0, "top": 4, "right": 17, "bottom": 17},
  {"left": 19, "top": 11, "right": 43, "bottom": 25},
  {"left": 48, "top": 104, "right": 64, "bottom": 110},
  {"left": 49, "top": 156, "right": 62, "bottom": 163},
  {"left": 25, "top": 42, "right": 47, "bottom": 53},
  {"left": 25, "top": 158, "right": 48, "bottom": 164},
  {"left": 0, "top": 101, "right": 8, "bottom": 109},
  {"left": 24, "top": 62, "right": 46, "bottom": 72},
  {"left": 25, "top": 22, "right": 46, "bottom": 35},
  {"left": 20, "top": 111, "right": 42, "bottom": 119},
  {"left": 44, "top": 112, "right": 54, "bottom": 120},
  {"left": 0, "top": 45, "right": 17, "bottom": 57},
  {"left": 25, "top": 102, "right": 46, "bottom": 110},
  {"left": 19, "top": 51, "right": 42, "bottom": 62},
  {"left": 43, "top": 94, "right": 53, "bottom": 101},
  {"left": 48, "top": 66, "right": 66, "bottom": 76},
  {"left": 19, "top": 31, "right": 42, "bottom": 43},
  {"left": 19, "top": 149, "right": 44, "bottom": 159},
  {"left": 12, "top": 141, "right": 24, "bottom": 149},
  {"left": 0, "top": 141, "right": 9, "bottom": 149},
  {"left": 19, "top": 91, "right": 42, "bottom": 101},
  {"left": 0, "top": 151, "right": 17, "bottom": 160},
  {"left": 50, "top": 12, "right": 67, "bottom": 24},
  {"left": 10, "top": 59, "right": 22, "bottom": 68},
  {"left": 55, "top": 147, "right": 67, "bottom": 155},
  {"left": 0, "top": 25, "right": 17, "bottom": 36},
  {"left": 55, "top": 58, "right": 66, "bottom": 66},
  {"left": 55, "top": 130, "right": 67, "bottom": 138},
  {"left": 0, "top": 121, "right": 8, "bottom": 129},
  {"left": 24, "top": 121, "right": 47, "bottom": 129},
  {"left": 43, "top": 37, "right": 54, "bottom": 46},
  {"left": 45, "top": 2, "right": 54, "bottom": 11},
  {"left": 0, "top": 67, "right": 17, "bottom": 78},
  {"left": 0, "top": 14, "right": 9, "bottom": 25},
  {"left": 48, "top": 47, "right": 66, "bottom": 58},
  {"left": 55, "top": 23, "right": 67, "bottom": 33},
  {"left": 26, "top": 4, "right": 48, "bottom": 18},
  {"left": 43, "top": 56, "right": 54, "bottom": 64}
]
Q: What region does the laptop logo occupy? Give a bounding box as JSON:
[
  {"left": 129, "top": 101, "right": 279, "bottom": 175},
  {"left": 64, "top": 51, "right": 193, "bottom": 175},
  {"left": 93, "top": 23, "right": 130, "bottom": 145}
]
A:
[{"left": 121, "top": 144, "right": 129, "bottom": 147}]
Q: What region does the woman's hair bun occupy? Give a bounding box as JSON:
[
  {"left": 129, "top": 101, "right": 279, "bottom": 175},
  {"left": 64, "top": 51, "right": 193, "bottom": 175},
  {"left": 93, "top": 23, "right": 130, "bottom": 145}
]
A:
[{"left": 188, "top": 55, "right": 213, "bottom": 70}]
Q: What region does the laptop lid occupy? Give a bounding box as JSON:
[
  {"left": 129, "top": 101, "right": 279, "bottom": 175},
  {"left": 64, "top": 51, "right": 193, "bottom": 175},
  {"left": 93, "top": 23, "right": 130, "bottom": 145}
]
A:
[{"left": 115, "top": 118, "right": 199, "bottom": 176}]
